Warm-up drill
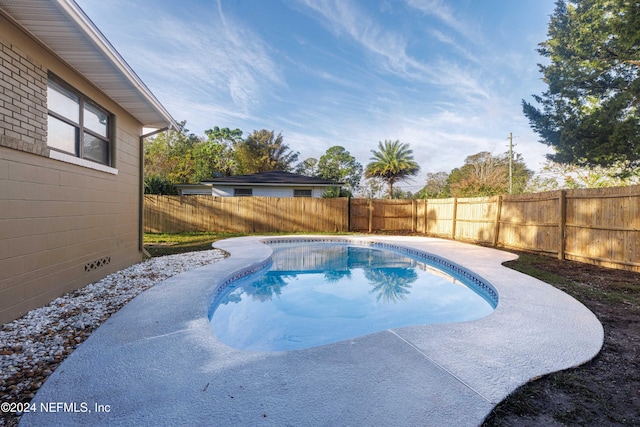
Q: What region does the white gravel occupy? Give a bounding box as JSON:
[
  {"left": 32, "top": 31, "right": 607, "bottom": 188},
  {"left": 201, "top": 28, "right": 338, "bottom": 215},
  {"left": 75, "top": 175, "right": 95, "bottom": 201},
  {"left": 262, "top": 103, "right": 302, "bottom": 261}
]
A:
[{"left": 0, "top": 249, "right": 226, "bottom": 420}]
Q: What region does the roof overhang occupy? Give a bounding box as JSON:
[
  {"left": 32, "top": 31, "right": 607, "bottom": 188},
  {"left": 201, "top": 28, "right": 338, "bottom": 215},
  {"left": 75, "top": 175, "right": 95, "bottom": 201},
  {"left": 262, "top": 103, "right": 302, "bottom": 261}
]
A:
[
  {"left": 206, "top": 182, "right": 339, "bottom": 188},
  {"left": 0, "top": 0, "right": 177, "bottom": 130},
  {"left": 201, "top": 171, "right": 343, "bottom": 187}
]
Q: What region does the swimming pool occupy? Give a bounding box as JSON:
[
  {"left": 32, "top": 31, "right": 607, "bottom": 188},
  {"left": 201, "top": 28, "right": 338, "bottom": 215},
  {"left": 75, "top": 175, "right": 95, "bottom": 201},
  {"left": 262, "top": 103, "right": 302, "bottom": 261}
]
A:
[
  {"left": 22, "top": 235, "right": 604, "bottom": 427},
  {"left": 209, "top": 240, "right": 497, "bottom": 351}
]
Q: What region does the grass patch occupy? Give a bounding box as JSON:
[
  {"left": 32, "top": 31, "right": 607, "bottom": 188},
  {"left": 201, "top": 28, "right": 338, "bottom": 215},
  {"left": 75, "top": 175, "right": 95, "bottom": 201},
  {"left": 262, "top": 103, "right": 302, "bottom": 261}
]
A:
[
  {"left": 143, "top": 231, "right": 358, "bottom": 257},
  {"left": 502, "top": 252, "right": 573, "bottom": 287},
  {"left": 143, "top": 232, "right": 246, "bottom": 256},
  {"left": 596, "top": 282, "right": 640, "bottom": 305}
]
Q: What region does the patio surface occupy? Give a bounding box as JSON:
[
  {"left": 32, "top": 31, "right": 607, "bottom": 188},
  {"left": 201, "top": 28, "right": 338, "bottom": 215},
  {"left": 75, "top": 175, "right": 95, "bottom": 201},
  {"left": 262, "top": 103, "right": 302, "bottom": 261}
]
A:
[{"left": 20, "top": 236, "right": 603, "bottom": 426}]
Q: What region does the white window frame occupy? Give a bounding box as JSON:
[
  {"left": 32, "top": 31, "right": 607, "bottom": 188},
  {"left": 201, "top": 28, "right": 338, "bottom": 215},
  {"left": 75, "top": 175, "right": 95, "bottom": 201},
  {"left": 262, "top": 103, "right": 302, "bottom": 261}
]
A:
[{"left": 293, "top": 189, "right": 313, "bottom": 197}]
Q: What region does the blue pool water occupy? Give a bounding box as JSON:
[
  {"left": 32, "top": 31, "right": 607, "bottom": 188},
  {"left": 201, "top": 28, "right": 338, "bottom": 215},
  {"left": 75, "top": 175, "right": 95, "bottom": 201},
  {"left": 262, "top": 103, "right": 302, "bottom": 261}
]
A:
[{"left": 209, "top": 242, "right": 496, "bottom": 352}]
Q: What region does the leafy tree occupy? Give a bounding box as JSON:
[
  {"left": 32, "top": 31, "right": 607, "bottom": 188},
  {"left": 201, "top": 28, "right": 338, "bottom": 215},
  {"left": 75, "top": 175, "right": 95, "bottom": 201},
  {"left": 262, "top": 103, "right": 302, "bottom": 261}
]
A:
[
  {"left": 190, "top": 142, "right": 237, "bottom": 181},
  {"left": 144, "top": 122, "right": 245, "bottom": 183},
  {"left": 415, "top": 172, "right": 451, "bottom": 199},
  {"left": 526, "top": 159, "right": 640, "bottom": 191},
  {"left": 295, "top": 157, "right": 319, "bottom": 176},
  {"left": 365, "top": 140, "right": 420, "bottom": 198},
  {"left": 144, "top": 174, "right": 177, "bottom": 195},
  {"left": 322, "top": 186, "right": 352, "bottom": 198},
  {"left": 234, "top": 130, "right": 299, "bottom": 174},
  {"left": 204, "top": 126, "right": 243, "bottom": 146},
  {"left": 192, "top": 126, "right": 243, "bottom": 180},
  {"left": 358, "top": 177, "right": 385, "bottom": 199},
  {"left": 447, "top": 151, "right": 532, "bottom": 197},
  {"left": 143, "top": 121, "right": 200, "bottom": 183},
  {"left": 523, "top": 0, "right": 640, "bottom": 170},
  {"left": 391, "top": 188, "right": 413, "bottom": 199},
  {"left": 317, "top": 146, "right": 363, "bottom": 193}
]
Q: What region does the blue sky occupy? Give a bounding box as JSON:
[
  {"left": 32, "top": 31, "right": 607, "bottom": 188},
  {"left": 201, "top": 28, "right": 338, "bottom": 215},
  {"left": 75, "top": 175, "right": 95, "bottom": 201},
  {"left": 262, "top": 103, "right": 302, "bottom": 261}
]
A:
[{"left": 76, "top": 0, "right": 556, "bottom": 191}]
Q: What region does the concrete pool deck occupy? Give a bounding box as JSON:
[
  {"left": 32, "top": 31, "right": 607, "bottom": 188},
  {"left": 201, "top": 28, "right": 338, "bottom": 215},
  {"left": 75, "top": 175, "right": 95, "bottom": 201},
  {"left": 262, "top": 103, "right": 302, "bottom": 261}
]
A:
[{"left": 21, "top": 236, "right": 603, "bottom": 426}]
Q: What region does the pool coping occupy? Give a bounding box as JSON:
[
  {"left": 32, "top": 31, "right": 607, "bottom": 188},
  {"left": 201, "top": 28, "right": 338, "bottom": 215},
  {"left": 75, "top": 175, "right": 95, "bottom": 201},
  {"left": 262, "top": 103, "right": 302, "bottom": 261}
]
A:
[{"left": 20, "top": 235, "right": 604, "bottom": 427}]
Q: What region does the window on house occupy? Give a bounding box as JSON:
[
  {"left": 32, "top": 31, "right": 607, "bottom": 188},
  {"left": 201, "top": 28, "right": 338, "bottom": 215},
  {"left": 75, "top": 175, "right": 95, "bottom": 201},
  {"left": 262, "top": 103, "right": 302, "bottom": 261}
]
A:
[
  {"left": 234, "top": 188, "right": 253, "bottom": 196},
  {"left": 294, "top": 189, "right": 312, "bottom": 197},
  {"left": 47, "top": 76, "right": 113, "bottom": 166}
]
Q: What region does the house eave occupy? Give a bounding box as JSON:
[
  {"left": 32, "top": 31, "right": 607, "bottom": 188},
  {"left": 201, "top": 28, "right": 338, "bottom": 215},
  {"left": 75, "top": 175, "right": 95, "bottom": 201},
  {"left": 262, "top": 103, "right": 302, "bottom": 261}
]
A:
[
  {"left": 206, "top": 183, "right": 340, "bottom": 188},
  {"left": 0, "top": 0, "right": 177, "bottom": 130}
]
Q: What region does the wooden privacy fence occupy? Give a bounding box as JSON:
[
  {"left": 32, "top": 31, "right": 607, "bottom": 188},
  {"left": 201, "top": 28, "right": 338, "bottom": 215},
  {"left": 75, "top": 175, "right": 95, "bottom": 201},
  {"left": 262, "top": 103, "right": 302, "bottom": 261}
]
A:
[
  {"left": 144, "top": 195, "right": 349, "bottom": 233},
  {"left": 144, "top": 185, "right": 640, "bottom": 272}
]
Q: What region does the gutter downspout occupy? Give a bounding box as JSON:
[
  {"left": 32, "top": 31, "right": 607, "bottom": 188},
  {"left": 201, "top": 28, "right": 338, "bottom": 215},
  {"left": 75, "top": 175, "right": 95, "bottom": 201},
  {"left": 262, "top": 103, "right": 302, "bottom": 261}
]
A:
[{"left": 139, "top": 127, "right": 171, "bottom": 258}]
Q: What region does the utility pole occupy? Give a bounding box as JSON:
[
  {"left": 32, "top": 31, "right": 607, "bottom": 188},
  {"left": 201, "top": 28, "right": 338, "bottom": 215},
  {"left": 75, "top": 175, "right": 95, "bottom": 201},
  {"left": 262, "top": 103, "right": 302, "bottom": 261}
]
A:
[{"left": 508, "top": 132, "right": 513, "bottom": 194}]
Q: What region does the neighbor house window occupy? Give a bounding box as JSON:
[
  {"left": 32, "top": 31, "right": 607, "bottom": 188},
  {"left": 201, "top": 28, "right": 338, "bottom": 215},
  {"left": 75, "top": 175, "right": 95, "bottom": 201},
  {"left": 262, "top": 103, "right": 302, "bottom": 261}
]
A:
[
  {"left": 294, "top": 189, "right": 312, "bottom": 197},
  {"left": 234, "top": 188, "right": 253, "bottom": 196},
  {"left": 47, "top": 76, "right": 113, "bottom": 166}
]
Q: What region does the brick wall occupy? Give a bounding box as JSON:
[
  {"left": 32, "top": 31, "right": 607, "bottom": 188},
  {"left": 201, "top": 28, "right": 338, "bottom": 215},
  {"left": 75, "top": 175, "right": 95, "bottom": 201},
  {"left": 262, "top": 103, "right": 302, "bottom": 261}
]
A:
[{"left": 0, "top": 38, "right": 49, "bottom": 157}]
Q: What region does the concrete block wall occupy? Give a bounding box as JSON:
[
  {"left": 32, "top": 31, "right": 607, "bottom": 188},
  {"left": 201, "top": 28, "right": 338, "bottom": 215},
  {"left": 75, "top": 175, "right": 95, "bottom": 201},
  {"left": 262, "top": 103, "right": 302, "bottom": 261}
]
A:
[{"left": 0, "top": 15, "right": 144, "bottom": 324}]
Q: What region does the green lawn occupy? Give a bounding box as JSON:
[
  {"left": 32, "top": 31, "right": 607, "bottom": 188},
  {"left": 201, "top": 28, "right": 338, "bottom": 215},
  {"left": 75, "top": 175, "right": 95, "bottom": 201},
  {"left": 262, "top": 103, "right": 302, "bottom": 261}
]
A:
[
  {"left": 143, "top": 232, "right": 247, "bottom": 257},
  {"left": 143, "top": 231, "right": 355, "bottom": 257}
]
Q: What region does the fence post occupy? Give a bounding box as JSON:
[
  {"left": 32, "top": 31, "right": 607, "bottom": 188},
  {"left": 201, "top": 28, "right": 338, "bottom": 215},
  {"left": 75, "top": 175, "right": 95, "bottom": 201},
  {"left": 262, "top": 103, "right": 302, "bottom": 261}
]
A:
[
  {"left": 452, "top": 197, "right": 458, "bottom": 240},
  {"left": 493, "top": 195, "right": 502, "bottom": 247},
  {"left": 558, "top": 190, "right": 566, "bottom": 260},
  {"left": 368, "top": 199, "right": 373, "bottom": 233},
  {"left": 412, "top": 200, "right": 417, "bottom": 232},
  {"left": 423, "top": 199, "right": 428, "bottom": 234}
]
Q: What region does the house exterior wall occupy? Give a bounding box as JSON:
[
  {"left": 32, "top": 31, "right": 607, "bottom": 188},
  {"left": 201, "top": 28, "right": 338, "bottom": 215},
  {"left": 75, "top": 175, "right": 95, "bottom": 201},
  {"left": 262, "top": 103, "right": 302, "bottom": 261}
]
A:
[
  {"left": 211, "top": 185, "right": 327, "bottom": 198},
  {"left": 175, "top": 185, "right": 211, "bottom": 195},
  {"left": 0, "top": 15, "right": 144, "bottom": 324}
]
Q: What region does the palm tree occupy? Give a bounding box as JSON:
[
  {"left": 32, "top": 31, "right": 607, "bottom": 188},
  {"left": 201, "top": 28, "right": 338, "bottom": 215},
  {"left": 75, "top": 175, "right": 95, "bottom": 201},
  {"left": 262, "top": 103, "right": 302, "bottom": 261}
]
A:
[{"left": 365, "top": 140, "right": 420, "bottom": 198}]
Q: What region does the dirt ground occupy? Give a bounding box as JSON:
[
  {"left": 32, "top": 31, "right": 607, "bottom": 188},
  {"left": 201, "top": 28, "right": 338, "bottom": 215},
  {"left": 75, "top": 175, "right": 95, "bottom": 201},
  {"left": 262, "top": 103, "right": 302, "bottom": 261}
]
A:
[{"left": 483, "top": 252, "right": 640, "bottom": 426}]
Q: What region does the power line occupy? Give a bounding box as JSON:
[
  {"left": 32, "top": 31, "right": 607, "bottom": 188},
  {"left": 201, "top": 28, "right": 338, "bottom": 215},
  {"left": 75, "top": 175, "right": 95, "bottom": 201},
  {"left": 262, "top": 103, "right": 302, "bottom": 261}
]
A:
[{"left": 507, "top": 132, "right": 519, "bottom": 194}]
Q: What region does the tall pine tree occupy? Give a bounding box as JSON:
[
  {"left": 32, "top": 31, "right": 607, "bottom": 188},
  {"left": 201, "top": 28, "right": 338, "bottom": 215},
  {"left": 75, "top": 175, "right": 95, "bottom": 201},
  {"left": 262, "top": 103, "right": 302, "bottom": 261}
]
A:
[{"left": 523, "top": 0, "right": 640, "bottom": 171}]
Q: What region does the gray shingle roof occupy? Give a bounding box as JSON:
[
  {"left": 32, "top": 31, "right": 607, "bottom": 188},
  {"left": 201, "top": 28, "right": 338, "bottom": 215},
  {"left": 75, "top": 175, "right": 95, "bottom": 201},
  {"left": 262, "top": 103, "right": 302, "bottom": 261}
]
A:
[{"left": 202, "top": 171, "right": 341, "bottom": 186}]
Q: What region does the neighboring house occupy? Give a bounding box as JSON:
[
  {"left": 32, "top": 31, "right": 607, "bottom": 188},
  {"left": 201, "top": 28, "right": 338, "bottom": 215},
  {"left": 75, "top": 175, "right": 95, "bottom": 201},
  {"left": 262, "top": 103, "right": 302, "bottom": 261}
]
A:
[
  {"left": 174, "top": 184, "right": 211, "bottom": 196},
  {"left": 0, "top": 0, "right": 176, "bottom": 324},
  {"left": 198, "top": 171, "right": 342, "bottom": 198}
]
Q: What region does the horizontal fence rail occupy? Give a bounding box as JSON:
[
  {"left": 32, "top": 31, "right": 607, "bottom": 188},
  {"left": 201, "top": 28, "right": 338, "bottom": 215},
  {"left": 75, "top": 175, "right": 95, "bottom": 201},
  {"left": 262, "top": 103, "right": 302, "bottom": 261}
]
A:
[{"left": 144, "top": 184, "right": 640, "bottom": 272}]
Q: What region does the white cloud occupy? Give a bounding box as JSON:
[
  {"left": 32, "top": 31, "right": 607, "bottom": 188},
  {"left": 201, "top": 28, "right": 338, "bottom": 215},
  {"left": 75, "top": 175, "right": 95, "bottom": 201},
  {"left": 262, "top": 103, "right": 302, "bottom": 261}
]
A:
[
  {"left": 295, "top": 0, "right": 432, "bottom": 81},
  {"left": 429, "top": 29, "right": 480, "bottom": 63},
  {"left": 91, "top": 0, "right": 284, "bottom": 120},
  {"left": 76, "top": 0, "right": 554, "bottom": 180},
  {"left": 404, "top": 0, "right": 483, "bottom": 44},
  {"left": 430, "top": 59, "right": 493, "bottom": 101},
  {"left": 294, "top": 0, "right": 495, "bottom": 109}
]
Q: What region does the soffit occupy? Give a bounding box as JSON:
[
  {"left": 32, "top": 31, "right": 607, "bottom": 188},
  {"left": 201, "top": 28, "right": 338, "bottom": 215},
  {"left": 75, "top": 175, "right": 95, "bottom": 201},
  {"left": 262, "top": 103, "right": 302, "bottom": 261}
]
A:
[{"left": 0, "top": 0, "right": 176, "bottom": 129}]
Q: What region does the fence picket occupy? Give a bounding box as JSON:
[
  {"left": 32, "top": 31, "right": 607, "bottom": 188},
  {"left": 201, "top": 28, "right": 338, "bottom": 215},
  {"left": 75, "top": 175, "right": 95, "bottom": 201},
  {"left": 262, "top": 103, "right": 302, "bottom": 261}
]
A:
[{"left": 144, "top": 185, "right": 640, "bottom": 272}]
